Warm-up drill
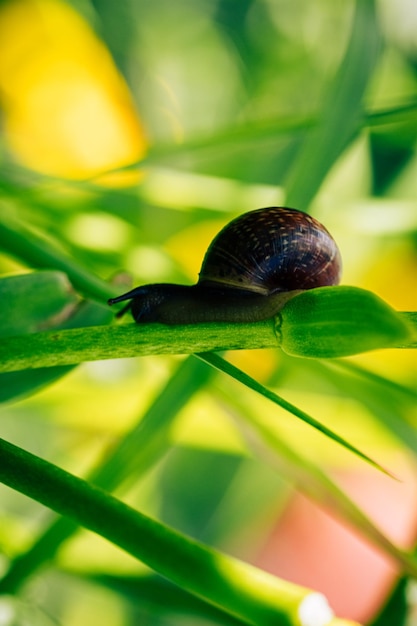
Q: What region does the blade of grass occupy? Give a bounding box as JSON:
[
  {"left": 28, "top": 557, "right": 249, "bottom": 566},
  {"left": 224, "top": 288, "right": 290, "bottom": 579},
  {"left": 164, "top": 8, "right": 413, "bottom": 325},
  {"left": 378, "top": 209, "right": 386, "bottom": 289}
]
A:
[
  {"left": 2, "top": 97, "right": 415, "bottom": 188},
  {"left": 89, "top": 359, "right": 214, "bottom": 489},
  {"left": 0, "top": 437, "right": 335, "bottom": 626},
  {"left": 196, "top": 353, "right": 394, "bottom": 478},
  {"left": 215, "top": 383, "right": 417, "bottom": 578},
  {"left": 0, "top": 214, "right": 116, "bottom": 302},
  {"left": 143, "top": 99, "right": 417, "bottom": 167},
  {"left": 367, "top": 99, "right": 417, "bottom": 127},
  {"left": 138, "top": 99, "right": 417, "bottom": 172},
  {"left": 314, "top": 361, "right": 417, "bottom": 454},
  {"left": 330, "top": 360, "right": 417, "bottom": 401},
  {"left": 0, "top": 356, "right": 213, "bottom": 594},
  {"left": 87, "top": 573, "right": 247, "bottom": 626},
  {"left": 285, "top": 0, "right": 382, "bottom": 208}
]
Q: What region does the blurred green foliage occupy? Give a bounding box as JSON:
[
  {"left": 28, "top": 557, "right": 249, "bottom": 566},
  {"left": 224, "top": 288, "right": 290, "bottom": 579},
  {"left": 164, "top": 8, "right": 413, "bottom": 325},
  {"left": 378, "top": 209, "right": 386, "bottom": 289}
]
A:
[{"left": 0, "top": 0, "right": 416, "bottom": 625}]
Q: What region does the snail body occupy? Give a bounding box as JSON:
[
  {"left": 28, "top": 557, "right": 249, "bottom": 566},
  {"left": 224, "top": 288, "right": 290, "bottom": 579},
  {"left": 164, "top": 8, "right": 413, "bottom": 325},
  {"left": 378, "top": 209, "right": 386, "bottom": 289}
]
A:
[{"left": 108, "top": 207, "right": 342, "bottom": 324}]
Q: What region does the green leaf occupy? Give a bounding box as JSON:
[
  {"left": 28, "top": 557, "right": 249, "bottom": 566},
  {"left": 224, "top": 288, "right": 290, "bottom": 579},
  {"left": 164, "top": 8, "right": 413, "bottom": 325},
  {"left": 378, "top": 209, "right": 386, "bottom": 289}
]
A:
[
  {"left": 0, "top": 270, "right": 77, "bottom": 337},
  {"left": 0, "top": 271, "right": 113, "bottom": 403},
  {"left": 279, "top": 286, "right": 412, "bottom": 358},
  {"left": 0, "top": 305, "right": 414, "bottom": 376},
  {"left": 0, "top": 321, "right": 279, "bottom": 373}
]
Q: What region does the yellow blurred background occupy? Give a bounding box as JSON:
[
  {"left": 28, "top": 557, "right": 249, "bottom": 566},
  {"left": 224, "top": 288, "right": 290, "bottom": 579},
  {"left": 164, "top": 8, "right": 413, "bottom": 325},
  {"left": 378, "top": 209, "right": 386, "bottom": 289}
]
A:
[{"left": 0, "top": 0, "right": 147, "bottom": 179}]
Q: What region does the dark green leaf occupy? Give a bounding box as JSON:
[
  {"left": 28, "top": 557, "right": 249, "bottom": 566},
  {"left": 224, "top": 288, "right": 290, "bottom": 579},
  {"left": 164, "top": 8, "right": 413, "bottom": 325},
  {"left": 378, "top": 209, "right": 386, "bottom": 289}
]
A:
[
  {"left": 88, "top": 573, "right": 246, "bottom": 625},
  {"left": 0, "top": 271, "right": 113, "bottom": 403},
  {"left": 369, "top": 577, "right": 408, "bottom": 626},
  {"left": 0, "top": 270, "right": 77, "bottom": 337}
]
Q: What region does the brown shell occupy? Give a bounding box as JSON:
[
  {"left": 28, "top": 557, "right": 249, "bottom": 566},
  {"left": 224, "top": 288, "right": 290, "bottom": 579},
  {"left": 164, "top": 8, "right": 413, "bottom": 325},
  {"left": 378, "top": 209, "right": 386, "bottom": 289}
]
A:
[{"left": 198, "top": 207, "right": 342, "bottom": 294}]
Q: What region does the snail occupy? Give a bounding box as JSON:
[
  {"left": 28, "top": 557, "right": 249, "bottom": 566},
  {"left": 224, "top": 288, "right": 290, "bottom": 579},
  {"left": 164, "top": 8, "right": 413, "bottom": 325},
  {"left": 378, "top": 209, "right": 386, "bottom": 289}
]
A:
[{"left": 108, "top": 206, "right": 342, "bottom": 324}]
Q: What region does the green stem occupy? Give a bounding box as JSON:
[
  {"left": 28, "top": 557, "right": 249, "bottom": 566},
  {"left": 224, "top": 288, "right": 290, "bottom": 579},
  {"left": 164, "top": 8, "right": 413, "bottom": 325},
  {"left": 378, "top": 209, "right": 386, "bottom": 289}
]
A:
[
  {"left": 0, "top": 437, "right": 332, "bottom": 626},
  {"left": 0, "top": 313, "right": 415, "bottom": 375},
  {"left": 0, "top": 321, "right": 279, "bottom": 372},
  {"left": 87, "top": 574, "right": 246, "bottom": 625}
]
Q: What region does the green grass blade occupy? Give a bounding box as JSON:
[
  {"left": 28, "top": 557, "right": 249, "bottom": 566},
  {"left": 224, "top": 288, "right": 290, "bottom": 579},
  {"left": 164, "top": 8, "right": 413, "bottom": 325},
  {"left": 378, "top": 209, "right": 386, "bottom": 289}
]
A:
[
  {"left": 285, "top": 0, "right": 381, "bottom": 208},
  {"left": 197, "top": 353, "right": 394, "bottom": 478},
  {"left": 88, "top": 573, "right": 248, "bottom": 625},
  {"left": 215, "top": 388, "right": 417, "bottom": 579},
  {"left": 89, "top": 357, "right": 214, "bottom": 490},
  {"left": 0, "top": 214, "right": 116, "bottom": 302},
  {"left": 0, "top": 437, "right": 335, "bottom": 626},
  {"left": 139, "top": 99, "right": 417, "bottom": 170},
  {"left": 0, "top": 321, "right": 280, "bottom": 372},
  {"left": 0, "top": 356, "right": 212, "bottom": 593},
  {"left": 367, "top": 99, "right": 417, "bottom": 127}
]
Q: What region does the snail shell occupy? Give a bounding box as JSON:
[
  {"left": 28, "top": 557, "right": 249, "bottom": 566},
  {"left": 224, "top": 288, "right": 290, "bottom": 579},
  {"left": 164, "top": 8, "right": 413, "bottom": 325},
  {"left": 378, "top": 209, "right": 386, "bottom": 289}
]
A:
[
  {"left": 199, "top": 207, "right": 341, "bottom": 294},
  {"left": 108, "top": 207, "right": 342, "bottom": 324}
]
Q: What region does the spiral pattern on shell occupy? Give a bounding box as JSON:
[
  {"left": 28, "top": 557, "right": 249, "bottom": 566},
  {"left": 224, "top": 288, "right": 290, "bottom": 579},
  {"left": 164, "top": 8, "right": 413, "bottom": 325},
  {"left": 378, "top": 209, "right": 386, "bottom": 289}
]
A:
[{"left": 198, "top": 207, "right": 342, "bottom": 294}]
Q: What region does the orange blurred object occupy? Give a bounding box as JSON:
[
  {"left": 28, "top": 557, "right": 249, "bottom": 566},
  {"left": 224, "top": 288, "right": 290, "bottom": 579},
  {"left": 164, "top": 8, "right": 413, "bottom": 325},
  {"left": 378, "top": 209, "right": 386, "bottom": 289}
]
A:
[
  {"left": 255, "top": 454, "right": 417, "bottom": 622},
  {"left": 0, "top": 0, "right": 147, "bottom": 180}
]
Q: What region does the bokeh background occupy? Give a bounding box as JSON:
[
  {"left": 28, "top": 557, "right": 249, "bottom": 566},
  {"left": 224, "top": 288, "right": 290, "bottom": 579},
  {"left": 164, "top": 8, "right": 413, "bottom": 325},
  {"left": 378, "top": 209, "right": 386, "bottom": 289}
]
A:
[{"left": 0, "top": 0, "right": 416, "bottom": 624}]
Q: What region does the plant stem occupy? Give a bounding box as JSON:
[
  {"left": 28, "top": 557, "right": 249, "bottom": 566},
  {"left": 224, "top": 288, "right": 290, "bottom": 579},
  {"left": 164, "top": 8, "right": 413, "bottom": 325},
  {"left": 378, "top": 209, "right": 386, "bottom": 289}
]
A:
[
  {"left": 0, "top": 321, "right": 279, "bottom": 372},
  {"left": 0, "top": 313, "right": 415, "bottom": 374}
]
